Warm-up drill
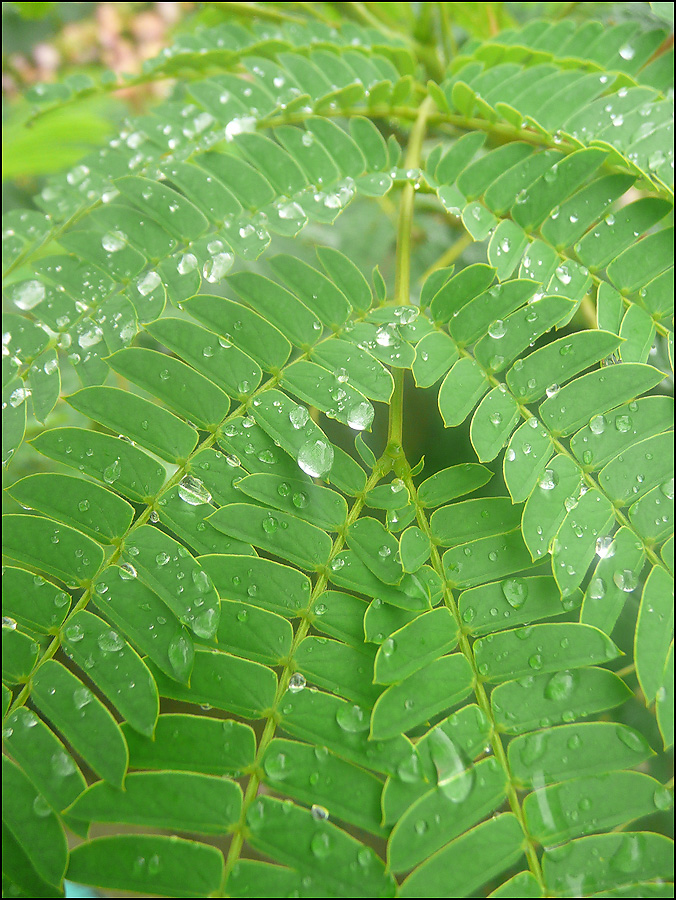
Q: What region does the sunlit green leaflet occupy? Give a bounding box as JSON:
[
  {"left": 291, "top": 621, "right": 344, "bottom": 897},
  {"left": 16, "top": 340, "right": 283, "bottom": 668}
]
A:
[{"left": 1, "top": 6, "right": 674, "bottom": 900}]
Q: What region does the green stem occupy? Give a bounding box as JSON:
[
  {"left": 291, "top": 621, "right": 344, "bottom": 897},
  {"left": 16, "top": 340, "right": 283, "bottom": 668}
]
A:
[
  {"left": 289, "top": 2, "right": 337, "bottom": 25},
  {"left": 438, "top": 1, "right": 457, "bottom": 63},
  {"left": 552, "top": 1, "right": 580, "bottom": 19},
  {"left": 414, "top": 1, "right": 435, "bottom": 43},
  {"left": 388, "top": 96, "right": 435, "bottom": 450},
  {"left": 393, "top": 97, "right": 435, "bottom": 307},
  {"left": 206, "top": 1, "right": 306, "bottom": 24},
  {"left": 615, "top": 663, "right": 636, "bottom": 679},
  {"left": 421, "top": 231, "right": 473, "bottom": 281},
  {"left": 344, "top": 1, "right": 402, "bottom": 36}
]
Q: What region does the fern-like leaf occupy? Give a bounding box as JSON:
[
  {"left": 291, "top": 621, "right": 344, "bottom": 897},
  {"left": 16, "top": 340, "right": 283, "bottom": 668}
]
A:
[{"left": 2, "top": 5, "right": 673, "bottom": 899}]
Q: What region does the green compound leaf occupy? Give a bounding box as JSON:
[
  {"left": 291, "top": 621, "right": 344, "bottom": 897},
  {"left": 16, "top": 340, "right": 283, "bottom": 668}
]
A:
[
  {"left": 66, "top": 771, "right": 242, "bottom": 834},
  {"left": 182, "top": 294, "right": 291, "bottom": 372},
  {"left": 2, "top": 756, "right": 68, "bottom": 887},
  {"left": 474, "top": 297, "right": 576, "bottom": 375},
  {"left": 506, "top": 331, "right": 623, "bottom": 403},
  {"left": 431, "top": 264, "right": 496, "bottom": 324},
  {"left": 227, "top": 271, "right": 322, "bottom": 348},
  {"left": 542, "top": 832, "right": 673, "bottom": 896},
  {"left": 511, "top": 148, "right": 608, "bottom": 231},
  {"left": 146, "top": 649, "right": 277, "bottom": 718},
  {"left": 475, "top": 623, "right": 621, "bottom": 682},
  {"left": 106, "top": 347, "right": 231, "bottom": 429},
  {"left": 443, "top": 531, "right": 535, "bottom": 589},
  {"left": 312, "top": 339, "right": 394, "bottom": 402},
  {"left": 67, "top": 386, "right": 198, "bottom": 463},
  {"left": 439, "top": 357, "right": 490, "bottom": 427},
  {"left": 471, "top": 387, "right": 521, "bottom": 462},
  {"left": 121, "top": 526, "right": 220, "bottom": 640},
  {"left": 235, "top": 473, "right": 347, "bottom": 531},
  {"left": 330, "top": 551, "right": 440, "bottom": 610},
  {"left": 60, "top": 610, "right": 159, "bottom": 737},
  {"left": 366, "top": 480, "right": 411, "bottom": 510},
  {"left": 381, "top": 703, "right": 491, "bottom": 825},
  {"left": 216, "top": 600, "right": 292, "bottom": 665},
  {"left": 346, "top": 517, "right": 403, "bottom": 584},
  {"left": 226, "top": 860, "right": 312, "bottom": 899},
  {"left": 281, "top": 359, "right": 374, "bottom": 429},
  {"left": 580, "top": 525, "right": 647, "bottom": 635},
  {"left": 6, "top": 473, "right": 134, "bottom": 544},
  {"left": 489, "top": 871, "right": 542, "bottom": 898},
  {"left": 552, "top": 489, "right": 616, "bottom": 599},
  {"left": 2, "top": 627, "right": 39, "bottom": 683},
  {"left": 122, "top": 714, "right": 255, "bottom": 776},
  {"left": 459, "top": 576, "right": 582, "bottom": 636},
  {"left": 598, "top": 432, "right": 673, "bottom": 506},
  {"left": 311, "top": 590, "right": 368, "bottom": 647},
  {"left": 399, "top": 526, "right": 431, "bottom": 572},
  {"left": 200, "top": 554, "right": 312, "bottom": 618},
  {"left": 31, "top": 660, "right": 128, "bottom": 787},
  {"left": 412, "top": 331, "right": 459, "bottom": 387},
  {"left": 504, "top": 419, "right": 554, "bottom": 504},
  {"left": 2, "top": 10, "right": 673, "bottom": 900},
  {"left": 374, "top": 607, "right": 458, "bottom": 684},
  {"left": 268, "top": 254, "right": 352, "bottom": 327},
  {"left": 399, "top": 815, "right": 525, "bottom": 898},
  {"left": 571, "top": 396, "right": 673, "bottom": 472},
  {"left": 524, "top": 771, "right": 672, "bottom": 844},
  {"left": 246, "top": 795, "right": 396, "bottom": 897},
  {"left": 67, "top": 834, "right": 224, "bottom": 898},
  {"left": 492, "top": 667, "right": 632, "bottom": 735},
  {"left": 280, "top": 688, "right": 416, "bottom": 778},
  {"left": 2, "top": 821, "right": 65, "bottom": 899},
  {"left": 316, "top": 245, "right": 372, "bottom": 314},
  {"left": 260, "top": 738, "right": 387, "bottom": 836},
  {"left": 431, "top": 497, "right": 522, "bottom": 546},
  {"left": 1, "top": 568, "right": 70, "bottom": 634},
  {"left": 635, "top": 565, "right": 674, "bottom": 704},
  {"left": 619, "top": 305, "right": 657, "bottom": 363},
  {"left": 3, "top": 377, "right": 28, "bottom": 470},
  {"left": 30, "top": 427, "right": 166, "bottom": 503},
  {"left": 371, "top": 654, "right": 473, "bottom": 740},
  {"left": 522, "top": 455, "right": 583, "bottom": 561},
  {"left": 508, "top": 722, "right": 654, "bottom": 787},
  {"left": 539, "top": 365, "right": 666, "bottom": 437},
  {"left": 92, "top": 567, "right": 195, "bottom": 685},
  {"left": 365, "top": 600, "right": 418, "bottom": 646},
  {"left": 2, "top": 708, "right": 87, "bottom": 830},
  {"left": 389, "top": 757, "right": 507, "bottom": 872},
  {"left": 2, "top": 514, "right": 103, "bottom": 587},
  {"left": 295, "top": 636, "right": 380, "bottom": 707},
  {"left": 209, "top": 503, "right": 332, "bottom": 570},
  {"left": 657, "top": 643, "right": 674, "bottom": 749},
  {"left": 418, "top": 464, "right": 493, "bottom": 507}
]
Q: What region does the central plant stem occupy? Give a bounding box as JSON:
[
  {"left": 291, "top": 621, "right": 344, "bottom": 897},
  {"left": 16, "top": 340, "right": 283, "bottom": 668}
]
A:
[
  {"left": 388, "top": 97, "right": 435, "bottom": 452},
  {"left": 393, "top": 97, "right": 435, "bottom": 309},
  {"left": 389, "top": 98, "right": 547, "bottom": 893}
]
